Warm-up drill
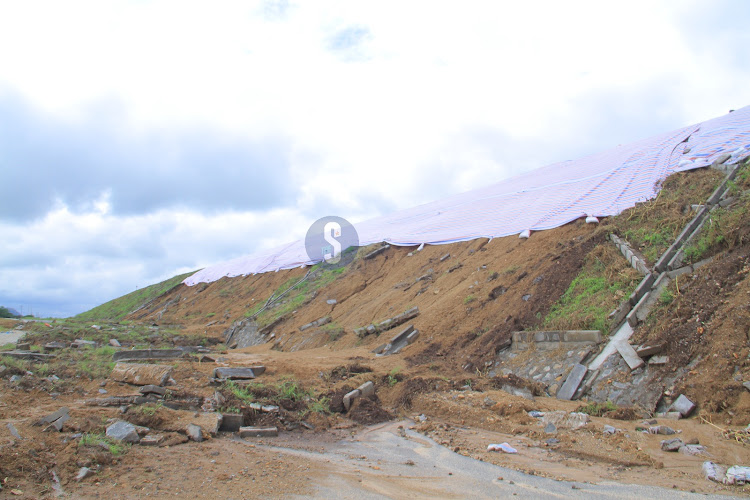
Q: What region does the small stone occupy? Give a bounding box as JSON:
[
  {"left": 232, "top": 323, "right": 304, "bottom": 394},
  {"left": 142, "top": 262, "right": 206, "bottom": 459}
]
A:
[
  {"left": 139, "top": 434, "right": 164, "bottom": 446},
  {"left": 326, "top": 299, "right": 337, "bottom": 305},
  {"left": 109, "top": 339, "right": 121, "bottom": 347},
  {"left": 603, "top": 425, "right": 616, "bottom": 435},
  {"left": 660, "top": 438, "right": 684, "bottom": 452},
  {"left": 545, "top": 438, "right": 560, "bottom": 445},
  {"left": 98, "top": 389, "right": 108, "bottom": 394},
  {"left": 544, "top": 423, "right": 557, "bottom": 434},
  {"left": 679, "top": 444, "right": 706, "bottom": 456},
  {"left": 7, "top": 423, "right": 22, "bottom": 439},
  {"left": 140, "top": 385, "right": 167, "bottom": 396}
]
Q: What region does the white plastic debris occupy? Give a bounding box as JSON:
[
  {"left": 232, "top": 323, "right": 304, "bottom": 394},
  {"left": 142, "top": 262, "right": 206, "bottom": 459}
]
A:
[
  {"left": 585, "top": 216, "right": 599, "bottom": 224},
  {"left": 725, "top": 466, "right": 750, "bottom": 485},
  {"left": 518, "top": 229, "right": 531, "bottom": 239},
  {"left": 417, "top": 243, "right": 425, "bottom": 251},
  {"left": 487, "top": 443, "right": 517, "bottom": 454}
]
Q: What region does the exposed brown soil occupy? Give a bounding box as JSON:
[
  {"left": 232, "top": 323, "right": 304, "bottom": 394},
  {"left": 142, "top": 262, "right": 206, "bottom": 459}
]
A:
[{"left": 3, "top": 165, "right": 750, "bottom": 497}]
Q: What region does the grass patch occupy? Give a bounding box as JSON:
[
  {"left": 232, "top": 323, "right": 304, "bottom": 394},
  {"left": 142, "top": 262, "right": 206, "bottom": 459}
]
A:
[
  {"left": 463, "top": 295, "right": 476, "bottom": 304},
  {"left": 76, "top": 271, "right": 195, "bottom": 321},
  {"left": 576, "top": 400, "right": 617, "bottom": 417},
  {"left": 683, "top": 195, "right": 750, "bottom": 263},
  {"left": 78, "top": 432, "right": 129, "bottom": 456},
  {"left": 247, "top": 264, "right": 350, "bottom": 328},
  {"left": 543, "top": 245, "right": 641, "bottom": 333}
]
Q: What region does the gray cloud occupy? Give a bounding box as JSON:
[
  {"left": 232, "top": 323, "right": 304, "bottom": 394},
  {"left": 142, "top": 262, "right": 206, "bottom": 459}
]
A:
[{"left": 0, "top": 92, "right": 297, "bottom": 222}]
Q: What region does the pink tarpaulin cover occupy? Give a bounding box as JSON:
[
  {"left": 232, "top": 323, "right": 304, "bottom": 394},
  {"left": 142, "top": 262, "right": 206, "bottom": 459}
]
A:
[{"left": 184, "top": 106, "right": 750, "bottom": 285}]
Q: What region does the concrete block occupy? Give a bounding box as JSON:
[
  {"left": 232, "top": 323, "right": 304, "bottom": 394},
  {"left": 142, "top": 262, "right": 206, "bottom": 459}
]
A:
[
  {"left": 220, "top": 414, "right": 244, "bottom": 432},
  {"left": 358, "top": 381, "right": 375, "bottom": 398},
  {"left": 213, "top": 367, "right": 257, "bottom": 380},
  {"left": 636, "top": 343, "right": 665, "bottom": 358},
  {"left": 563, "top": 331, "right": 602, "bottom": 343},
  {"left": 440, "top": 253, "right": 450, "bottom": 262},
  {"left": 15, "top": 342, "right": 30, "bottom": 351},
  {"left": 647, "top": 354, "right": 667, "bottom": 366},
  {"left": 614, "top": 340, "right": 645, "bottom": 370},
  {"left": 71, "top": 339, "right": 97, "bottom": 348},
  {"left": 239, "top": 426, "right": 278, "bottom": 438},
  {"left": 630, "top": 273, "right": 655, "bottom": 306},
  {"left": 669, "top": 394, "right": 696, "bottom": 417},
  {"left": 38, "top": 407, "right": 70, "bottom": 427},
  {"left": 343, "top": 389, "right": 361, "bottom": 411},
  {"left": 556, "top": 364, "right": 587, "bottom": 401}
]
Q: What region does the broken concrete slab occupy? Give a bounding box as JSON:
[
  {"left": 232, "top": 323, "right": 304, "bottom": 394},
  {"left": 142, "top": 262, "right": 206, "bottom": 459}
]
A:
[
  {"left": 556, "top": 364, "right": 587, "bottom": 401},
  {"left": 139, "top": 385, "right": 167, "bottom": 397},
  {"left": 71, "top": 339, "right": 97, "bottom": 348},
  {"left": 343, "top": 389, "right": 361, "bottom": 411},
  {"left": 669, "top": 394, "right": 696, "bottom": 418},
  {"left": 614, "top": 340, "right": 645, "bottom": 370},
  {"left": 358, "top": 381, "right": 375, "bottom": 398},
  {"left": 649, "top": 355, "right": 669, "bottom": 365},
  {"left": 377, "top": 325, "right": 420, "bottom": 356},
  {"left": 364, "top": 245, "right": 390, "bottom": 260},
  {"left": 512, "top": 330, "right": 601, "bottom": 350},
  {"left": 110, "top": 363, "right": 173, "bottom": 386},
  {"left": 213, "top": 367, "right": 258, "bottom": 380},
  {"left": 106, "top": 421, "right": 140, "bottom": 444},
  {"left": 219, "top": 414, "right": 244, "bottom": 432},
  {"left": 299, "top": 316, "right": 331, "bottom": 332},
  {"left": 37, "top": 407, "right": 70, "bottom": 428},
  {"left": 44, "top": 341, "right": 68, "bottom": 352},
  {"left": 636, "top": 343, "right": 665, "bottom": 358},
  {"left": 1, "top": 351, "right": 55, "bottom": 361},
  {"left": 112, "top": 349, "right": 186, "bottom": 362},
  {"left": 15, "top": 342, "right": 30, "bottom": 351},
  {"left": 186, "top": 423, "right": 204, "bottom": 442},
  {"left": 239, "top": 426, "right": 278, "bottom": 438}
]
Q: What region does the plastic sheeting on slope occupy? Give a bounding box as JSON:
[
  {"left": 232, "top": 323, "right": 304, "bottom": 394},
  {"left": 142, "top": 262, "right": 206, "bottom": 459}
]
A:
[{"left": 184, "top": 106, "right": 750, "bottom": 286}]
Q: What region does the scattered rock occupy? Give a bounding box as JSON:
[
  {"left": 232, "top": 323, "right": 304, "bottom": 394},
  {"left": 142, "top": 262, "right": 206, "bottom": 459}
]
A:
[
  {"left": 326, "top": 299, "right": 337, "bottom": 305},
  {"left": 37, "top": 407, "right": 70, "bottom": 432},
  {"left": 703, "top": 461, "right": 726, "bottom": 482},
  {"left": 140, "top": 434, "right": 164, "bottom": 446},
  {"left": 603, "top": 425, "right": 617, "bottom": 435},
  {"left": 541, "top": 411, "right": 589, "bottom": 431},
  {"left": 661, "top": 438, "right": 684, "bottom": 452},
  {"left": 679, "top": 444, "right": 707, "bottom": 456},
  {"left": 106, "top": 421, "right": 140, "bottom": 444},
  {"left": 213, "top": 367, "right": 264, "bottom": 380},
  {"left": 649, "top": 426, "right": 677, "bottom": 435},
  {"left": 544, "top": 423, "right": 557, "bottom": 434},
  {"left": 109, "top": 339, "right": 121, "bottom": 347}
]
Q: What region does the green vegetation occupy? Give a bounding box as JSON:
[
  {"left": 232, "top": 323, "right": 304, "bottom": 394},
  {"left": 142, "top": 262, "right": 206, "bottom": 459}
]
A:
[
  {"left": 386, "top": 367, "right": 401, "bottom": 387},
  {"left": 463, "top": 294, "right": 476, "bottom": 304},
  {"left": 683, "top": 197, "right": 750, "bottom": 263},
  {"left": 246, "top": 263, "right": 350, "bottom": 328},
  {"left": 224, "top": 380, "right": 256, "bottom": 404},
  {"left": 0, "top": 306, "right": 17, "bottom": 318},
  {"left": 321, "top": 321, "right": 345, "bottom": 342},
  {"left": 576, "top": 400, "right": 617, "bottom": 416},
  {"left": 76, "top": 271, "right": 195, "bottom": 321},
  {"left": 79, "top": 432, "right": 128, "bottom": 456},
  {"left": 502, "top": 265, "right": 520, "bottom": 275},
  {"left": 136, "top": 403, "right": 162, "bottom": 417},
  {"left": 609, "top": 167, "right": 725, "bottom": 264},
  {"left": 660, "top": 288, "right": 675, "bottom": 305},
  {"left": 544, "top": 245, "right": 641, "bottom": 333}
]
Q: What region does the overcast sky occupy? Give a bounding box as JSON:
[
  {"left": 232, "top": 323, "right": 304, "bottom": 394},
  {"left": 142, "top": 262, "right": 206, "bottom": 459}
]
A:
[{"left": 1, "top": 1, "right": 749, "bottom": 318}]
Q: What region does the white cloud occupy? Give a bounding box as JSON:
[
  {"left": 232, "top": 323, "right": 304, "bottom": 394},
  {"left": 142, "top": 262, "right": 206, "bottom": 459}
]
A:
[{"left": 0, "top": 0, "right": 748, "bottom": 315}]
